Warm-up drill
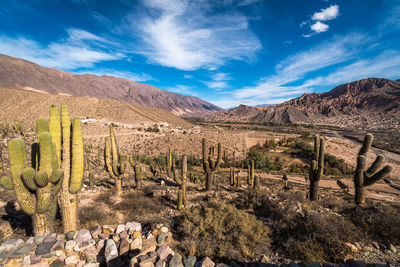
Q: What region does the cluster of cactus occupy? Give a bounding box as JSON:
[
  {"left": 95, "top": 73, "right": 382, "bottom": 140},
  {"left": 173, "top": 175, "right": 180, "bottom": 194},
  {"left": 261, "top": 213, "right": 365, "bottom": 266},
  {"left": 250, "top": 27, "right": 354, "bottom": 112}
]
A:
[
  {"left": 247, "top": 160, "right": 255, "bottom": 186},
  {"left": 354, "top": 133, "right": 393, "bottom": 205},
  {"left": 49, "top": 105, "right": 84, "bottom": 233},
  {"left": 104, "top": 125, "right": 127, "bottom": 195},
  {"left": 229, "top": 167, "right": 240, "bottom": 188},
  {"left": 0, "top": 119, "right": 64, "bottom": 236},
  {"left": 189, "top": 172, "right": 201, "bottom": 184},
  {"left": 202, "top": 138, "right": 221, "bottom": 191},
  {"left": 309, "top": 135, "right": 324, "bottom": 201}
]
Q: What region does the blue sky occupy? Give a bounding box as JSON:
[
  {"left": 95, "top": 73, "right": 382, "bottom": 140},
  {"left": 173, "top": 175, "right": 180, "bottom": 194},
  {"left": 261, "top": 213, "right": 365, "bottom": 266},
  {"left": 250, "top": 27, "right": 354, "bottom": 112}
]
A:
[{"left": 0, "top": 0, "right": 399, "bottom": 108}]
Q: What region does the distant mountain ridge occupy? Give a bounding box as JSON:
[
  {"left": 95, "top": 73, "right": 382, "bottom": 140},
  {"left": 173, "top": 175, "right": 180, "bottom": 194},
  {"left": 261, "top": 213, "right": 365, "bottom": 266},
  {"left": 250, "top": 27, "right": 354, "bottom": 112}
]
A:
[
  {"left": 204, "top": 78, "right": 400, "bottom": 129},
  {"left": 0, "top": 54, "right": 222, "bottom": 117}
]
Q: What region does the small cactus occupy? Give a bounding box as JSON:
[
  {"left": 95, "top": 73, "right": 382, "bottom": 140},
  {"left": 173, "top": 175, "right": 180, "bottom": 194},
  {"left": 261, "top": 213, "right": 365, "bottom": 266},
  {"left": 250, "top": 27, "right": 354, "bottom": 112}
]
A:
[
  {"left": 309, "top": 135, "right": 324, "bottom": 201},
  {"left": 104, "top": 125, "right": 126, "bottom": 195},
  {"left": 166, "top": 147, "right": 173, "bottom": 177},
  {"left": 202, "top": 138, "right": 221, "bottom": 191},
  {"left": 354, "top": 133, "right": 393, "bottom": 205},
  {"left": 85, "top": 145, "right": 95, "bottom": 188}
]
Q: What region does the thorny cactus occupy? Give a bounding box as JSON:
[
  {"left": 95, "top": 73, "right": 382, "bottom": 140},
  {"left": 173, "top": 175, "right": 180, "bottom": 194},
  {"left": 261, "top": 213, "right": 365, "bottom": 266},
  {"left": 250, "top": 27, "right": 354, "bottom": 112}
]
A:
[
  {"left": 0, "top": 146, "right": 3, "bottom": 174},
  {"left": 177, "top": 189, "right": 183, "bottom": 210},
  {"left": 230, "top": 167, "right": 235, "bottom": 186},
  {"left": 247, "top": 160, "right": 254, "bottom": 186},
  {"left": 84, "top": 144, "right": 94, "bottom": 188},
  {"left": 309, "top": 135, "right": 324, "bottom": 201},
  {"left": 174, "top": 155, "right": 187, "bottom": 205},
  {"left": 202, "top": 138, "right": 221, "bottom": 191},
  {"left": 135, "top": 165, "right": 142, "bottom": 190},
  {"left": 0, "top": 129, "right": 64, "bottom": 236},
  {"left": 166, "top": 147, "right": 174, "bottom": 177},
  {"left": 49, "top": 104, "right": 84, "bottom": 232},
  {"left": 104, "top": 125, "right": 127, "bottom": 195},
  {"left": 354, "top": 133, "right": 393, "bottom": 205},
  {"left": 253, "top": 175, "right": 260, "bottom": 189}
]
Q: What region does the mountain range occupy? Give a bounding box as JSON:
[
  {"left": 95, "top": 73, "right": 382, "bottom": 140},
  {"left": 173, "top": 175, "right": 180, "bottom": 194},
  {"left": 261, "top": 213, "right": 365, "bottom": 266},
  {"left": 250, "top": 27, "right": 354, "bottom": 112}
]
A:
[
  {"left": 0, "top": 54, "right": 221, "bottom": 117},
  {"left": 204, "top": 78, "right": 400, "bottom": 129}
]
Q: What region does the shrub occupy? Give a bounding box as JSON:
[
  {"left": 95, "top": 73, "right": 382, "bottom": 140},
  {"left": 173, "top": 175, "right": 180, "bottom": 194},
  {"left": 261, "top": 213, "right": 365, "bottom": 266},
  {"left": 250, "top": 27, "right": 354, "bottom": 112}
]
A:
[
  {"left": 344, "top": 204, "right": 400, "bottom": 246},
  {"left": 176, "top": 201, "right": 271, "bottom": 262},
  {"left": 256, "top": 195, "right": 363, "bottom": 263}
]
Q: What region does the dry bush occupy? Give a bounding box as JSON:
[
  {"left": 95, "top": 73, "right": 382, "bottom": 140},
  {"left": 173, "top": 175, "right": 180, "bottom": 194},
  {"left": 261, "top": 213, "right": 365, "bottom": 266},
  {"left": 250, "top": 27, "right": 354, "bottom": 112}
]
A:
[
  {"left": 78, "top": 205, "right": 115, "bottom": 230},
  {"left": 176, "top": 200, "right": 270, "bottom": 262},
  {"left": 344, "top": 204, "right": 400, "bottom": 246},
  {"left": 256, "top": 195, "right": 363, "bottom": 263}
]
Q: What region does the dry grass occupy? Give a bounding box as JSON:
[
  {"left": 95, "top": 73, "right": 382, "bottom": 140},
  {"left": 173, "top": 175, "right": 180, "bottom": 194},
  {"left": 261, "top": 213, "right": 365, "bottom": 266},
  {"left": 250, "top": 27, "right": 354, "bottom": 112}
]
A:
[{"left": 176, "top": 200, "right": 270, "bottom": 262}]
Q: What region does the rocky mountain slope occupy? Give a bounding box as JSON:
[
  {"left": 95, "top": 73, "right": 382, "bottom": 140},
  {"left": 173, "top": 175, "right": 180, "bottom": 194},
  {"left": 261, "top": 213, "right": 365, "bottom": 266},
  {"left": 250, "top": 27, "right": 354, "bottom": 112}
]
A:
[
  {"left": 0, "top": 86, "right": 192, "bottom": 129},
  {"left": 0, "top": 54, "right": 221, "bottom": 117},
  {"left": 204, "top": 78, "right": 400, "bottom": 129}
]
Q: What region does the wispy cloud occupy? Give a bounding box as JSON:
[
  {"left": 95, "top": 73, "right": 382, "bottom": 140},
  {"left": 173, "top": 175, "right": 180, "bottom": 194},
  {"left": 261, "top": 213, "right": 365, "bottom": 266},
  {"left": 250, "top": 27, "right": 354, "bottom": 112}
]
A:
[
  {"left": 311, "top": 5, "right": 340, "bottom": 21},
  {"left": 0, "top": 29, "right": 123, "bottom": 69},
  {"left": 128, "top": 0, "right": 261, "bottom": 70},
  {"left": 203, "top": 72, "right": 232, "bottom": 89},
  {"left": 165, "top": 84, "right": 197, "bottom": 96},
  {"left": 214, "top": 32, "right": 369, "bottom": 108},
  {"left": 183, "top": 74, "right": 193, "bottom": 79}
]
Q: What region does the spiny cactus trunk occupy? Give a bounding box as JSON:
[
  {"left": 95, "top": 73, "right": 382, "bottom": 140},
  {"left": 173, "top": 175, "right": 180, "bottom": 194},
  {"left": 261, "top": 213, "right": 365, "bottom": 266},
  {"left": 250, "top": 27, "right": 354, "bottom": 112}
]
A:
[
  {"left": 59, "top": 192, "right": 77, "bottom": 232},
  {"left": 309, "top": 180, "right": 319, "bottom": 201},
  {"left": 115, "top": 179, "right": 122, "bottom": 195},
  {"left": 355, "top": 184, "right": 365, "bottom": 204},
  {"left": 205, "top": 171, "right": 214, "bottom": 191},
  {"left": 177, "top": 189, "right": 183, "bottom": 210},
  {"left": 33, "top": 213, "right": 51, "bottom": 237}
]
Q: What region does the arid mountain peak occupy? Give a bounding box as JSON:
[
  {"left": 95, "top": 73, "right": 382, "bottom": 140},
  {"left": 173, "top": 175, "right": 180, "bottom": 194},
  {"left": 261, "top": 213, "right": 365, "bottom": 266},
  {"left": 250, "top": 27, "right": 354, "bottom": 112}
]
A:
[{"left": 0, "top": 54, "right": 222, "bottom": 117}]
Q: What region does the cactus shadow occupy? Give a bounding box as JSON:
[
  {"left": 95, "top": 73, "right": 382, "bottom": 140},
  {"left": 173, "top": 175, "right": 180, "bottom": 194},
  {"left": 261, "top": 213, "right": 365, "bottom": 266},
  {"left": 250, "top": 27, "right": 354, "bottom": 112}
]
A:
[{"left": 1, "top": 201, "right": 33, "bottom": 236}]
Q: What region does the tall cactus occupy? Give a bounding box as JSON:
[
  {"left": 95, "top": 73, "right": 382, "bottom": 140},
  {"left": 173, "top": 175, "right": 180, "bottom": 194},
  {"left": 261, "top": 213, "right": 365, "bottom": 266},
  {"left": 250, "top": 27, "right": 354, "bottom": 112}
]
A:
[
  {"left": 175, "top": 155, "right": 187, "bottom": 204},
  {"left": 0, "top": 132, "right": 63, "bottom": 236},
  {"left": 84, "top": 145, "right": 94, "bottom": 188},
  {"left": 202, "top": 138, "right": 221, "bottom": 191},
  {"left": 0, "top": 146, "right": 3, "bottom": 174},
  {"left": 166, "top": 147, "right": 173, "bottom": 177},
  {"left": 230, "top": 167, "right": 235, "bottom": 186},
  {"left": 247, "top": 160, "right": 255, "bottom": 186},
  {"left": 177, "top": 189, "right": 183, "bottom": 210},
  {"left": 354, "top": 133, "right": 393, "bottom": 205},
  {"left": 50, "top": 104, "right": 84, "bottom": 233},
  {"left": 135, "top": 165, "right": 142, "bottom": 190},
  {"left": 309, "top": 135, "right": 324, "bottom": 201},
  {"left": 104, "top": 124, "right": 126, "bottom": 195}
]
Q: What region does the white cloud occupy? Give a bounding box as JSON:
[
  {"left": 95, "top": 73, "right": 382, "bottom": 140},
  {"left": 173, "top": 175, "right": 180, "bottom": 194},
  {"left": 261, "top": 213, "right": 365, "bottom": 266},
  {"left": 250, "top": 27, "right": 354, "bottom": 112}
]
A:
[
  {"left": 238, "top": 0, "right": 260, "bottom": 6},
  {"left": 0, "top": 29, "right": 123, "bottom": 69},
  {"left": 183, "top": 74, "right": 193, "bottom": 79},
  {"left": 213, "top": 33, "right": 368, "bottom": 108},
  {"left": 310, "top": 21, "right": 329, "bottom": 33},
  {"left": 74, "top": 68, "right": 154, "bottom": 82},
  {"left": 311, "top": 5, "right": 340, "bottom": 21},
  {"left": 129, "top": 0, "right": 261, "bottom": 70},
  {"left": 212, "top": 73, "right": 232, "bottom": 81}
]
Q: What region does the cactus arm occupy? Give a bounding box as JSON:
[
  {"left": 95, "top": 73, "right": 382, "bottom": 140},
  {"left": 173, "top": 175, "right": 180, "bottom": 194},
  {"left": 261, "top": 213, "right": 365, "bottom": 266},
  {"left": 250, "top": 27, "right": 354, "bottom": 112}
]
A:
[
  {"left": 69, "top": 118, "right": 83, "bottom": 194},
  {"left": 104, "top": 137, "right": 116, "bottom": 178},
  {"left": 314, "top": 135, "right": 320, "bottom": 161},
  {"left": 129, "top": 154, "right": 135, "bottom": 167},
  {"left": 202, "top": 138, "right": 210, "bottom": 172},
  {"left": 0, "top": 176, "right": 13, "bottom": 190},
  {"left": 366, "top": 154, "right": 384, "bottom": 176},
  {"left": 9, "top": 139, "right": 36, "bottom": 215},
  {"left": 61, "top": 104, "right": 71, "bottom": 189},
  {"left": 36, "top": 118, "right": 49, "bottom": 135},
  {"left": 21, "top": 168, "right": 38, "bottom": 191},
  {"left": 135, "top": 165, "right": 142, "bottom": 189},
  {"left": 50, "top": 169, "right": 64, "bottom": 183},
  {"left": 364, "top": 165, "right": 394, "bottom": 186},
  {"left": 316, "top": 138, "right": 324, "bottom": 181},
  {"left": 359, "top": 133, "right": 373, "bottom": 156},
  {"left": 109, "top": 125, "right": 119, "bottom": 162},
  {"left": 49, "top": 105, "right": 61, "bottom": 167},
  {"left": 213, "top": 143, "right": 222, "bottom": 170}
]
